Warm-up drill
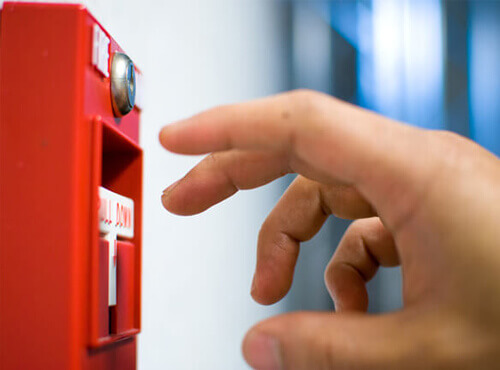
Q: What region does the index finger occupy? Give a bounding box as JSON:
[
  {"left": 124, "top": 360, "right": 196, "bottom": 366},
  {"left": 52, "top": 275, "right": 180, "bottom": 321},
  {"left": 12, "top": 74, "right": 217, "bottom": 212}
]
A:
[{"left": 160, "top": 90, "right": 436, "bottom": 233}]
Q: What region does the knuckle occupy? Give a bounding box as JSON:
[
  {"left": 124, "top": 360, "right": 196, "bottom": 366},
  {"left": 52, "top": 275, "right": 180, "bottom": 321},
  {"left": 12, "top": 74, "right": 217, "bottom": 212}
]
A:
[
  {"left": 345, "top": 218, "right": 368, "bottom": 236},
  {"left": 428, "top": 130, "right": 470, "bottom": 158},
  {"left": 432, "top": 129, "right": 465, "bottom": 143},
  {"left": 287, "top": 89, "right": 328, "bottom": 120},
  {"left": 326, "top": 186, "right": 374, "bottom": 219},
  {"left": 427, "top": 130, "right": 477, "bottom": 173},
  {"left": 323, "top": 260, "right": 335, "bottom": 285},
  {"left": 257, "top": 223, "right": 291, "bottom": 257},
  {"left": 289, "top": 88, "right": 319, "bottom": 102}
]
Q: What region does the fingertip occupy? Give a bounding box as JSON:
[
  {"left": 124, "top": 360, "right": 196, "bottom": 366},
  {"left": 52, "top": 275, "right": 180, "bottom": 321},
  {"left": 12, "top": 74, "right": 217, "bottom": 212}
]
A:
[
  {"left": 250, "top": 274, "right": 258, "bottom": 299},
  {"left": 250, "top": 270, "right": 291, "bottom": 306},
  {"left": 242, "top": 329, "right": 282, "bottom": 370},
  {"left": 251, "top": 289, "right": 286, "bottom": 306},
  {"left": 160, "top": 191, "right": 175, "bottom": 213},
  {"left": 158, "top": 125, "right": 170, "bottom": 149},
  {"left": 160, "top": 192, "right": 197, "bottom": 216},
  {"left": 159, "top": 118, "right": 191, "bottom": 152},
  {"left": 163, "top": 179, "right": 181, "bottom": 197},
  {"left": 251, "top": 288, "right": 281, "bottom": 306},
  {"left": 160, "top": 179, "right": 194, "bottom": 216}
]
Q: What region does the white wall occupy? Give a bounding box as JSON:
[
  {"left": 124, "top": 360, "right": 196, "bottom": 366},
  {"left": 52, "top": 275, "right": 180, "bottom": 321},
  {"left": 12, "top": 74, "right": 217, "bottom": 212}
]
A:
[
  {"left": 136, "top": 4, "right": 289, "bottom": 369},
  {"left": 1, "top": 1, "right": 289, "bottom": 368}
]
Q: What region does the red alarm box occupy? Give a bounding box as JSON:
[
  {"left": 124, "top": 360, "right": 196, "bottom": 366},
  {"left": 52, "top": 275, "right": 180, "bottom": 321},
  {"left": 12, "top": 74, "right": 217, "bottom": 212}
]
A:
[{"left": 0, "top": 3, "right": 143, "bottom": 369}]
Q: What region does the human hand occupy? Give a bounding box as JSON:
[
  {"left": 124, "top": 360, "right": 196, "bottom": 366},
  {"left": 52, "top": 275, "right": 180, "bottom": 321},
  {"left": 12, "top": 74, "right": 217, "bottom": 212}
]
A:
[{"left": 159, "top": 90, "right": 500, "bottom": 369}]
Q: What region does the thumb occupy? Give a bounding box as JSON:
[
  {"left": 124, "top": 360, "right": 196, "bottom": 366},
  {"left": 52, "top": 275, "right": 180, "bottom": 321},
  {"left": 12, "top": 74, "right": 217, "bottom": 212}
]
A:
[{"left": 242, "top": 311, "right": 426, "bottom": 370}]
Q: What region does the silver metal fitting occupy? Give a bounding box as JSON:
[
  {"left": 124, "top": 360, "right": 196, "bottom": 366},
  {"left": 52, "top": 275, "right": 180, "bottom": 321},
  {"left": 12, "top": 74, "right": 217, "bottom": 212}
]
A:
[{"left": 110, "top": 52, "right": 136, "bottom": 116}]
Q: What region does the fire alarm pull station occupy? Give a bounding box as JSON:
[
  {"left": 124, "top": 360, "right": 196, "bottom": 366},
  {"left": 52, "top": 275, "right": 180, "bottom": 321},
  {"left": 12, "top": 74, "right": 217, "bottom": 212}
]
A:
[{"left": 0, "top": 3, "right": 143, "bottom": 370}]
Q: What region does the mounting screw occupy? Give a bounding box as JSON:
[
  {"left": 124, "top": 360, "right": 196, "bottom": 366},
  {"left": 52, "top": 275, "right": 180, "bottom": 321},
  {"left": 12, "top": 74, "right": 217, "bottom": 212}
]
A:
[{"left": 110, "top": 52, "right": 136, "bottom": 116}]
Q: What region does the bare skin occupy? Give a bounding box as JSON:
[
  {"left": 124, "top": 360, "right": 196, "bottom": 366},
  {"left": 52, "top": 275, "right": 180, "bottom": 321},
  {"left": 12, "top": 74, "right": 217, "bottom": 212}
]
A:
[{"left": 159, "top": 90, "right": 500, "bottom": 369}]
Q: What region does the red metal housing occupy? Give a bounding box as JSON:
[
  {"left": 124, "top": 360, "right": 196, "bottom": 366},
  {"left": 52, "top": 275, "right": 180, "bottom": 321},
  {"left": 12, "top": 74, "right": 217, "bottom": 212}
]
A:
[{"left": 0, "top": 3, "right": 143, "bottom": 369}]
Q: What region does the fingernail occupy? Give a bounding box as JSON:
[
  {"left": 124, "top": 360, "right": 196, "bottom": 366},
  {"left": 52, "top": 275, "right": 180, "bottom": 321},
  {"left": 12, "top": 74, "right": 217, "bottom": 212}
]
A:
[
  {"left": 164, "top": 118, "right": 189, "bottom": 131},
  {"left": 250, "top": 275, "right": 257, "bottom": 296},
  {"left": 162, "top": 179, "right": 180, "bottom": 197},
  {"left": 244, "top": 331, "right": 282, "bottom": 370},
  {"left": 158, "top": 126, "right": 171, "bottom": 146}
]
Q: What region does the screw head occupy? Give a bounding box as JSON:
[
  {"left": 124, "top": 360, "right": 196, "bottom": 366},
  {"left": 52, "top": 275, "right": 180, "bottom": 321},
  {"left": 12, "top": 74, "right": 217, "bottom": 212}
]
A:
[{"left": 110, "top": 52, "right": 136, "bottom": 116}]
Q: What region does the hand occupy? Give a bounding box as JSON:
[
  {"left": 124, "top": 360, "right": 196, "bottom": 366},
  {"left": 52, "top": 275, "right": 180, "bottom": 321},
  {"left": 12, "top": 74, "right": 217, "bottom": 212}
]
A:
[{"left": 159, "top": 90, "right": 500, "bottom": 369}]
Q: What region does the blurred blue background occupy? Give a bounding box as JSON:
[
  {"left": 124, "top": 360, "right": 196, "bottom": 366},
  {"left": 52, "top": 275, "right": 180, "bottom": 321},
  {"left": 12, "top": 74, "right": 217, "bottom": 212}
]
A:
[{"left": 22, "top": 0, "right": 496, "bottom": 368}]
